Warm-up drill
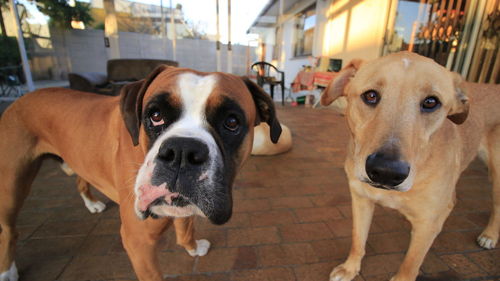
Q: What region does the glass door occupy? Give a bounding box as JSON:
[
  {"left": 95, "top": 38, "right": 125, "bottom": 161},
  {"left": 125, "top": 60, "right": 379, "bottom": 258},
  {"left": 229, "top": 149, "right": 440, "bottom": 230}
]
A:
[{"left": 383, "top": 0, "right": 498, "bottom": 83}]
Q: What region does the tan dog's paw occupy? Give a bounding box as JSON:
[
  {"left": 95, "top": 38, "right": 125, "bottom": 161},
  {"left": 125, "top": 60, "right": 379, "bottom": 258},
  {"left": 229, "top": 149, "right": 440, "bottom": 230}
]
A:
[
  {"left": 187, "top": 239, "right": 211, "bottom": 257},
  {"left": 329, "top": 264, "right": 358, "bottom": 281},
  {"left": 0, "top": 262, "right": 18, "bottom": 281},
  {"left": 477, "top": 232, "right": 498, "bottom": 249}
]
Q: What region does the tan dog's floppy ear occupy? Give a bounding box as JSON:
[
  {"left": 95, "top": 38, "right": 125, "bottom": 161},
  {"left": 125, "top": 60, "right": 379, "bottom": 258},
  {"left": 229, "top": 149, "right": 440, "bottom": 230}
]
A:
[
  {"left": 320, "top": 59, "right": 364, "bottom": 106},
  {"left": 242, "top": 77, "right": 282, "bottom": 143},
  {"left": 447, "top": 72, "right": 469, "bottom": 125},
  {"left": 120, "top": 65, "right": 169, "bottom": 145}
]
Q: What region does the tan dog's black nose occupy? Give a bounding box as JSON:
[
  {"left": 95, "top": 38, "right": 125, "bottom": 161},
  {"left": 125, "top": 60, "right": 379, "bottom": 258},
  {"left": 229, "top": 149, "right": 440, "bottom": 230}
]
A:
[
  {"left": 158, "top": 137, "right": 209, "bottom": 168},
  {"left": 365, "top": 152, "right": 410, "bottom": 187}
]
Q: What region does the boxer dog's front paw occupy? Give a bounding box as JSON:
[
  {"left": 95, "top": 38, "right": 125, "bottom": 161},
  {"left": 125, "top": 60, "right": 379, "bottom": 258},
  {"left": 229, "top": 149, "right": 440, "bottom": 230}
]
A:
[
  {"left": 0, "top": 262, "right": 18, "bottom": 281},
  {"left": 329, "top": 263, "right": 359, "bottom": 281},
  {"left": 477, "top": 231, "right": 498, "bottom": 249},
  {"left": 186, "top": 239, "right": 210, "bottom": 257}
]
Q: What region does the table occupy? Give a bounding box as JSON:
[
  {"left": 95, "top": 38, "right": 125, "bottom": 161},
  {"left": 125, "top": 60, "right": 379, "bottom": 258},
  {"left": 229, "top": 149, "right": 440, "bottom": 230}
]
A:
[{"left": 290, "top": 71, "right": 338, "bottom": 107}]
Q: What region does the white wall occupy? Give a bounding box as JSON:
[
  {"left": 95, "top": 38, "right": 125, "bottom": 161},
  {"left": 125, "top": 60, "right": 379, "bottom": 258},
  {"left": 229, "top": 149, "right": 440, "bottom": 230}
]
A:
[
  {"left": 50, "top": 29, "right": 256, "bottom": 77},
  {"left": 280, "top": 19, "right": 309, "bottom": 86}
]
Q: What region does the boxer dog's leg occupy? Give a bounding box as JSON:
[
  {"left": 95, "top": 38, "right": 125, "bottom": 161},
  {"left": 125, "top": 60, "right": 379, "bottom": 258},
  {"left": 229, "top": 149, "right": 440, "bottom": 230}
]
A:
[
  {"left": 76, "top": 176, "right": 106, "bottom": 214},
  {"left": 0, "top": 112, "right": 43, "bottom": 280},
  {"left": 119, "top": 198, "right": 172, "bottom": 281},
  {"left": 174, "top": 217, "right": 210, "bottom": 257}
]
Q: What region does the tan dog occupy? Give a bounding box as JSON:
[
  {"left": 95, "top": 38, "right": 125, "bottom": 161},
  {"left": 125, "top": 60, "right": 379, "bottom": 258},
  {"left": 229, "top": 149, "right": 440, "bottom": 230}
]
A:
[
  {"left": 251, "top": 122, "right": 292, "bottom": 155},
  {"left": 0, "top": 66, "right": 282, "bottom": 281},
  {"left": 321, "top": 51, "right": 500, "bottom": 281}
]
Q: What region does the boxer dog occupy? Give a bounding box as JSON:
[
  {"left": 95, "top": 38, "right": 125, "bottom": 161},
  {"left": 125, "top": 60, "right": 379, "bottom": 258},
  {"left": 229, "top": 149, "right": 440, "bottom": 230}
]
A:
[
  {"left": 0, "top": 66, "right": 282, "bottom": 281},
  {"left": 321, "top": 52, "right": 500, "bottom": 281}
]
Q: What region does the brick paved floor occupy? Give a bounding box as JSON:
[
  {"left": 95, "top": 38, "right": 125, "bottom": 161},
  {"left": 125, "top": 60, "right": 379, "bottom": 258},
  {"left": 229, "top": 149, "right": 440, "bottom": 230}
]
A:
[{"left": 13, "top": 106, "right": 499, "bottom": 281}]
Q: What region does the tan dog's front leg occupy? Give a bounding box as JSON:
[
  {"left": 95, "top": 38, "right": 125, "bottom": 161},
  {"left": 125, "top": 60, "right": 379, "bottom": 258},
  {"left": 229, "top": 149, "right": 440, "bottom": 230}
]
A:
[
  {"left": 330, "top": 193, "right": 375, "bottom": 281},
  {"left": 174, "top": 217, "right": 210, "bottom": 257},
  {"left": 120, "top": 203, "right": 171, "bottom": 281},
  {"left": 391, "top": 213, "right": 449, "bottom": 281}
]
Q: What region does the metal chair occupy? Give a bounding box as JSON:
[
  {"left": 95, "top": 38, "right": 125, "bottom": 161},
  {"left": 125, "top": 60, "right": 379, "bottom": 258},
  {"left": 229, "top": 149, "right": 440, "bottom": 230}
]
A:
[{"left": 251, "top": 62, "right": 285, "bottom": 105}]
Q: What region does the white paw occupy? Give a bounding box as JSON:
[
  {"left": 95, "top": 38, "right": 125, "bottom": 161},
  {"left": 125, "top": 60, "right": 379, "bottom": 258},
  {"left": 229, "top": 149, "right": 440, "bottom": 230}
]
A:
[
  {"left": 186, "top": 239, "right": 210, "bottom": 257},
  {"left": 477, "top": 233, "right": 498, "bottom": 249},
  {"left": 0, "top": 263, "right": 18, "bottom": 281},
  {"left": 85, "top": 200, "right": 106, "bottom": 213},
  {"left": 60, "top": 162, "right": 75, "bottom": 176},
  {"left": 329, "top": 264, "right": 358, "bottom": 281},
  {"left": 80, "top": 193, "right": 106, "bottom": 213}
]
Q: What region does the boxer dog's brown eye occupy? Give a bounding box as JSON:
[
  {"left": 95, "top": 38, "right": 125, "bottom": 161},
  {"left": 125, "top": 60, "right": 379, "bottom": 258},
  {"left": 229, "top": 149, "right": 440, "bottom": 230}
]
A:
[
  {"left": 224, "top": 115, "right": 240, "bottom": 132},
  {"left": 150, "top": 111, "right": 164, "bottom": 126},
  {"left": 361, "top": 90, "right": 380, "bottom": 106},
  {"left": 421, "top": 96, "right": 441, "bottom": 112}
]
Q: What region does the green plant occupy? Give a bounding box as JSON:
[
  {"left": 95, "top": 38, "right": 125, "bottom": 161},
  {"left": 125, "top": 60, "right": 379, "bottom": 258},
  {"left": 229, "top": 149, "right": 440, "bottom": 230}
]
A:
[
  {"left": 0, "top": 36, "right": 21, "bottom": 66},
  {"left": 34, "top": 0, "right": 93, "bottom": 29}
]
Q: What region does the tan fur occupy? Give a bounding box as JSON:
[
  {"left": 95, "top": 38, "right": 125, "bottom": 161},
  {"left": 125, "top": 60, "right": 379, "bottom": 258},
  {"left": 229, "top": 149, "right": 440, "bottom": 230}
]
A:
[
  {"left": 251, "top": 122, "right": 292, "bottom": 156},
  {"left": 0, "top": 69, "right": 267, "bottom": 280},
  {"left": 322, "top": 51, "right": 500, "bottom": 281}
]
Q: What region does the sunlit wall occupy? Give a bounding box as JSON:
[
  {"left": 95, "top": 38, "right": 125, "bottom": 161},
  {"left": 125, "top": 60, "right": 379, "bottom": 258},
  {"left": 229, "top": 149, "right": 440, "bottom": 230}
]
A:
[{"left": 321, "top": 0, "right": 392, "bottom": 63}]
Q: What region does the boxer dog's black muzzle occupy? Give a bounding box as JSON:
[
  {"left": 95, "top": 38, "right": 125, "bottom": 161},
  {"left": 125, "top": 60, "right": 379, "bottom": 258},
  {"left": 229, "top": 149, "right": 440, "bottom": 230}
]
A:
[{"left": 149, "top": 136, "right": 233, "bottom": 224}]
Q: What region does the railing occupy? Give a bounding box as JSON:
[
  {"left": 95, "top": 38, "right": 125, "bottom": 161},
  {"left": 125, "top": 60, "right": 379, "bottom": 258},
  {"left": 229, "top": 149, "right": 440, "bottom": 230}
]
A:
[{"left": 0, "top": 65, "right": 23, "bottom": 100}]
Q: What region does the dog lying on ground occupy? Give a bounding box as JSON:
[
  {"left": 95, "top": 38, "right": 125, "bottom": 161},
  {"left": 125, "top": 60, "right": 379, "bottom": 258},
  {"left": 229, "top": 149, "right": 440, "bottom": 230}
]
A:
[
  {"left": 321, "top": 51, "right": 499, "bottom": 281},
  {"left": 251, "top": 122, "right": 292, "bottom": 155},
  {"left": 0, "top": 66, "right": 282, "bottom": 281}
]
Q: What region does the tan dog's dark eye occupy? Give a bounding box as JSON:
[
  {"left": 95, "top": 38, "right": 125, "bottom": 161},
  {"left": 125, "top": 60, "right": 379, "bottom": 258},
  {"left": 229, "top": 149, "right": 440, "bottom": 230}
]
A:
[
  {"left": 150, "top": 111, "right": 164, "bottom": 126},
  {"left": 361, "top": 90, "right": 380, "bottom": 106},
  {"left": 224, "top": 115, "right": 240, "bottom": 132},
  {"left": 421, "top": 96, "right": 441, "bottom": 112}
]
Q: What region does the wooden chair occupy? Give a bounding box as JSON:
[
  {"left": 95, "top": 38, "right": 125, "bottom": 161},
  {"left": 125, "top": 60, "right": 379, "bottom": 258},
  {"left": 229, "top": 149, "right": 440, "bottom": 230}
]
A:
[{"left": 251, "top": 62, "right": 285, "bottom": 105}]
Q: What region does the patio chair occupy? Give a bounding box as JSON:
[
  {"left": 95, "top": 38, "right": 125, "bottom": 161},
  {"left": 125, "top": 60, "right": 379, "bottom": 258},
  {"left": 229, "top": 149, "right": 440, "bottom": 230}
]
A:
[{"left": 251, "top": 61, "right": 285, "bottom": 105}]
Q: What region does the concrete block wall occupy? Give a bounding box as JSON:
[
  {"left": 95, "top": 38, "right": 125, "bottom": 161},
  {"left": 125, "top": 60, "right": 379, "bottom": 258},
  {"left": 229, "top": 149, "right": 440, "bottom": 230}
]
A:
[{"left": 49, "top": 29, "right": 256, "bottom": 77}]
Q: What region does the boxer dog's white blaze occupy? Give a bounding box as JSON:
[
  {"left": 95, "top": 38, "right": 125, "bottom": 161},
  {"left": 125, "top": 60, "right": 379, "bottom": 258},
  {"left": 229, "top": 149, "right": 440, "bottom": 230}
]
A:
[{"left": 134, "top": 73, "right": 222, "bottom": 218}]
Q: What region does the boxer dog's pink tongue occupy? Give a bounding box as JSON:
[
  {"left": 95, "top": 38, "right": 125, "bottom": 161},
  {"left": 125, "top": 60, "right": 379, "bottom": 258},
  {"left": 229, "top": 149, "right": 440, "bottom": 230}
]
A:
[{"left": 138, "top": 183, "right": 179, "bottom": 211}]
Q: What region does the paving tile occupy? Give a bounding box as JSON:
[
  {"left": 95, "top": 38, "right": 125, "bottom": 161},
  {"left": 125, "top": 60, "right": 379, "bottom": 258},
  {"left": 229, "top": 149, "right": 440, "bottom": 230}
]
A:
[
  {"left": 431, "top": 231, "right": 481, "bottom": 253},
  {"left": 165, "top": 272, "right": 230, "bottom": 281},
  {"left": 233, "top": 198, "right": 271, "bottom": 213},
  {"left": 440, "top": 254, "right": 486, "bottom": 279},
  {"left": 257, "top": 243, "right": 319, "bottom": 267},
  {"left": 31, "top": 220, "right": 97, "bottom": 238},
  {"left": 294, "top": 261, "right": 363, "bottom": 281},
  {"left": 466, "top": 249, "right": 500, "bottom": 275},
  {"left": 310, "top": 237, "right": 351, "bottom": 261},
  {"left": 367, "top": 232, "right": 410, "bottom": 254},
  {"left": 326, "top": 218, "right": 353, "bottom": 238},
  {"left": 249, "top": 209, "right": 297, "bottom": 227},
  {"left": 360, "top": 253, "right": 405, "bottom": 276},
  {"left": 18, "top": 256, "right": 70, "bottom": 281},
  {"left": 294, "top": 206, "right": 343, "bottom": 222},
  {"left": 59, "top": 254, "right": 136, "bottom": 280},
  {"left": 195, "top": 247, "right": 257, "bottom": 273},
  {"left": 230, "top": 267, "right": 296, "bottom": 281},
  {"left": 420, "top": 252, "right": 450, "bottom": 274},
  {"left": 279, "top": 222, "right": 334, "bottom": 242},
  {"left": 227, "top": 226, "right": 280, "bottom": 246},
  {"left": 17, "top": 236, "right": 86, "bottom": 259},
  {"left": 271, "top": 196, "right": 314, "bottom": 209},
  {"left": 158, "top": 251, "right": 196, "bottom": 275}
]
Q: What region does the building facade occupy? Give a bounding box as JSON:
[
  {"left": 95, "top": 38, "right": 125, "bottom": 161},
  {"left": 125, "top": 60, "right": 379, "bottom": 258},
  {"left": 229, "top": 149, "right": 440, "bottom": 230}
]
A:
[{"left": 249, "top": 0, "right": 499, "bottom": 86}]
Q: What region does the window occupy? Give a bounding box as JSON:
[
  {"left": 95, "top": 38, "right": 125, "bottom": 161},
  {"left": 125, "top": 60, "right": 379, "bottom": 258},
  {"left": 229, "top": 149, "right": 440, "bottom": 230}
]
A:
[{"left": 293, "top": 5, "right": 316, "bottom": 57}]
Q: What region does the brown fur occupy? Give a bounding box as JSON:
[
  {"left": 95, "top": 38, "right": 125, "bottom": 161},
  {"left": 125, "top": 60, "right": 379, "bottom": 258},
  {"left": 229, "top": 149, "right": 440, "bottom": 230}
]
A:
[
  {"left": 322, "top": 51, "right": 500, "bottom": 281},
  {"left": 0, "top": 68, "right": 279, "bottom": 280}
]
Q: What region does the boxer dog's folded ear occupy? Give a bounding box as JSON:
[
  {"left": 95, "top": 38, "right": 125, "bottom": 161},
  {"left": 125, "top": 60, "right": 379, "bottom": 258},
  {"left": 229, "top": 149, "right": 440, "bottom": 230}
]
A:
[
  {"left": 120, "top": 65, "right": 169, "bottom": 146},
  {"left": 241, "top": 77, "right": 282, "bottom": 143}
]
